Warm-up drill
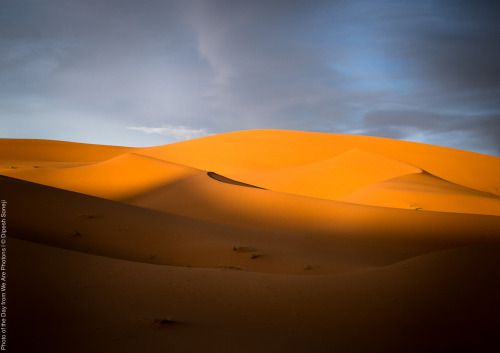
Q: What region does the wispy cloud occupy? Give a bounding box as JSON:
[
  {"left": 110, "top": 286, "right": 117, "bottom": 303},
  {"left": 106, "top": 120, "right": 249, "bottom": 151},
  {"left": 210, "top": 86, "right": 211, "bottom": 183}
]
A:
[{"left": 126, "top": 125, "right": 211, "bottom": 141}]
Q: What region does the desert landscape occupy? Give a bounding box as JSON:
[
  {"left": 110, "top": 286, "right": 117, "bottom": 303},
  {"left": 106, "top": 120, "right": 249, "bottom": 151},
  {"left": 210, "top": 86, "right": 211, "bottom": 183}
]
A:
[{"left": 2, "top": 129, "right": 500, "bottom": 352}]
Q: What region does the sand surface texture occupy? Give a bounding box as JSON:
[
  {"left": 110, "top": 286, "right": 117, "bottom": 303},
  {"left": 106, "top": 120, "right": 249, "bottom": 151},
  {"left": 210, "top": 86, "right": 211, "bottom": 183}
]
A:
[{"left": 2, "top": 130, "right": 500, "bottom": 352}]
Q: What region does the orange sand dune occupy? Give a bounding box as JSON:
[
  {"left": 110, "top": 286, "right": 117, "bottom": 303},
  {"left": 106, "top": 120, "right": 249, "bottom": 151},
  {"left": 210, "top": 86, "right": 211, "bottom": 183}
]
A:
[
  {"left": 228, "top": 148, "right": 423, "bottom": 200},
  {"left": 0, "top": 138, "right": 130, "bottom": 166},
  {"left": 126, "top": 170, "right": 500, "bottom": 242},
  {"left": 2, "top": 130, "right": 500, "bottom": 352},
  {"left": 138, "top": 130, "right": 500, "bottom": 196},
  {"left": 343, "top": 172, "right": 500, "bottom": 215},
  {"left": 4, "top": 130, "right": 500, "bottom": 215},
  {"left": 1, "top": 152, "right": 202, "bottom": 200}
]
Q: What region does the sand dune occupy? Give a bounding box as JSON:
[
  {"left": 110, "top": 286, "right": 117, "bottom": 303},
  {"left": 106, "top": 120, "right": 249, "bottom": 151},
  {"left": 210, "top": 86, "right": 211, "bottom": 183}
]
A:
[
  {"left": 343, "top": 171, "right": 500, "bottom": 215},
  {"left": 125, "top": 169, "right": 500, "bottom": 245},
  {"left": 228, "top": 148, "right": 423, "bottom": 200},
  {"left": 0, "top": 138, "right": 130, "bottom": 167},
  {"left": 2, "top": 130, "right": 500, "bottom": 352},
  {"left": 138, "top": 130, "right": 500, "bottom": 196},
  {"left": 1, "top": 152, "right": 202, "bottom": 200}
]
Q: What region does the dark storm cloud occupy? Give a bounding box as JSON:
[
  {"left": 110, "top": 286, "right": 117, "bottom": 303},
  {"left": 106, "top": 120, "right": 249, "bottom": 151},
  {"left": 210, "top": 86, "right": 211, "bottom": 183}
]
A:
[
  {"left": 363, "top": 110, "right": 450, "bottom": 139},
  {"left": 188, "top": 0, "right": 350, "bottom": 130},
  {"left": 389, "top": 0, "right": 500, "bottom": 98},
  {"left": 453, "top": 114, "right": 500, "bottom": 155},
  {"left": 1, "top": 0, "right": 499, "bottom": 155},
  {"left": 349, "top": 0, "right": 500, "bottom": 155},
  {"left": 363, "top": 109, "right": 500, "bottom": 155}
]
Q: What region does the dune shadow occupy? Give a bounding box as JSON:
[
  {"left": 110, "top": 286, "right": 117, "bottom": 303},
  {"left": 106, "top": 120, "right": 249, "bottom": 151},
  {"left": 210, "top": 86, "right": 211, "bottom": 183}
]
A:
[{"left": 207, "top": 172, "right": 266, "bottom": 190}]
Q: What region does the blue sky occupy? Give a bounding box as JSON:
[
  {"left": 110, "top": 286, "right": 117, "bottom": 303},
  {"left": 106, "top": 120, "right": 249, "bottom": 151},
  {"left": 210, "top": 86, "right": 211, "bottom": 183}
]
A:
[{"left": 1, "top": 0, "right": 500, "bottom": 156}]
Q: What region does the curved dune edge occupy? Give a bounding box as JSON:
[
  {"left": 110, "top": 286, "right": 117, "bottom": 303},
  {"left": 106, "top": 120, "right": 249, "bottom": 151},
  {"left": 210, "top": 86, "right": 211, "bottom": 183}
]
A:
[
  {"left": 138, "top": 129, "right": 500, "bottom": 197},
  {"left": 0, "top": 138, "right": 132, "bottom": 164},
  {"left": 206, "top": 171, "right": 266, "bottom": 189},
  {"left": 0, "top": 152, "right": 204, "bottom": 200},
  {"left": 228, "top": 148, "right": 424, "bottom": 200},
  {"left": 342, "top": 171, "right": 500, "bottom": 216}
]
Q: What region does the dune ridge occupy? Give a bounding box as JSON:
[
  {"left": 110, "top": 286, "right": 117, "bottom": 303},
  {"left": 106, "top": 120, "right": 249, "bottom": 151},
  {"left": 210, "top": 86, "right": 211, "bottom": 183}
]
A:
[
  {"left": 228, "top": 148, "right": 424, "bottom": 200},
  {"left": 206, "top": 171, "right": 265, "bottom": 189},
  {"left": 138, "top": 130, "right": 500, "bottom": 196},
  {"left": 0, "top": 138, "right": 131, "bottom": 164},
  {"left": 1, "top": 152, "right": 203, "bottom": 200},
  {"left": 342, "top": 171, "right": 500, "bottom": 215}
]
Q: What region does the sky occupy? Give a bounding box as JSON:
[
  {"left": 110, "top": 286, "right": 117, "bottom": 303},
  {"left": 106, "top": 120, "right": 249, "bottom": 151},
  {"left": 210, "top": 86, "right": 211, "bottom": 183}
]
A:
[{"left": 1, "top": 0, "right": 500, "bottom": 156}]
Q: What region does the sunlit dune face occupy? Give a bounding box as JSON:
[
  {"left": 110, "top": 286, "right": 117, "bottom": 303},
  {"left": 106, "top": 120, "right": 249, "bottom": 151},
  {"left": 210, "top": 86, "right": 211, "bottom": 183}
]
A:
[
  {"left": 0, "top": 152, "right": 202, "bottom": 200},
  {"left": 2, "top": 130, "right": 499, "bottom": 215},
  {"left": 228, "top": 148, "right": 423, "bottom": 200}
]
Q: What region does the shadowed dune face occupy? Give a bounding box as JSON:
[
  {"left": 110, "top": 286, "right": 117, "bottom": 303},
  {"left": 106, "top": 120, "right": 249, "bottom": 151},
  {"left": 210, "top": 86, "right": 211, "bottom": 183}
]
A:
[
  {"left": 2, "top": 130, "right": 500, "bottom": 352},
  {"left": 3, "top": 174, "right": 499, "bottom": 275},
  {"left": 206, "top": 171, "right": 265, "bottom": 189},
  {"left": 9, "top": 237, "right": 500, "bottom": 353}
]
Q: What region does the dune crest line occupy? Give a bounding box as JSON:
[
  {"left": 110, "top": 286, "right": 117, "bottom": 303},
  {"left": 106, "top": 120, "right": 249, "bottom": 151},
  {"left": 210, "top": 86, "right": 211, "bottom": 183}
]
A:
[{"left": 206, "top": 171, "right": 266, "bottom": 189}]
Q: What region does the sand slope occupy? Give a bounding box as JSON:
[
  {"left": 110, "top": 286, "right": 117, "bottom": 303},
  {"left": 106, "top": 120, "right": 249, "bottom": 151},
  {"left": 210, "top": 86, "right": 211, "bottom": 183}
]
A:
[
  {"left": 0, "top": 138, "right": 130, "bottom": 168},
  {"left": 9, "top": 238, "right": 500, "bottom": 353},
  {"left": 2, "top": 130, "right": 500, "bottom": 352},
  {"left": 228, "top": 148, "right": 423, "bottom": 200},
  {"left": 138, "top": 130, "right": 500, "bottom": 196},
  {"left": 1, "top": 153, "right": 202, "bottom": 200},
  {"left": 343, "top": 172, "right": 500, "bottom": 215},
  {"left": 6, "top": 174, "right": 500, "bottom": 275}
]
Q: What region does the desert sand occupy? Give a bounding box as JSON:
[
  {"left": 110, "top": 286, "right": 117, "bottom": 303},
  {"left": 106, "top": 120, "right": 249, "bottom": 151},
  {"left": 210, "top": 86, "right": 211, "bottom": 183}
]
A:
[{"left": 2, "top": 129, "right": 500, "bottom": 352}]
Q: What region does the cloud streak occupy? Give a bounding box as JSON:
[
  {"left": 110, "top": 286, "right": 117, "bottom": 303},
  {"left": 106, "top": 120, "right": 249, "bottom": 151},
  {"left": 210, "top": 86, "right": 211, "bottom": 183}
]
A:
[{"left": 126, "top": 125, "right": 211, "bottom": 140}]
